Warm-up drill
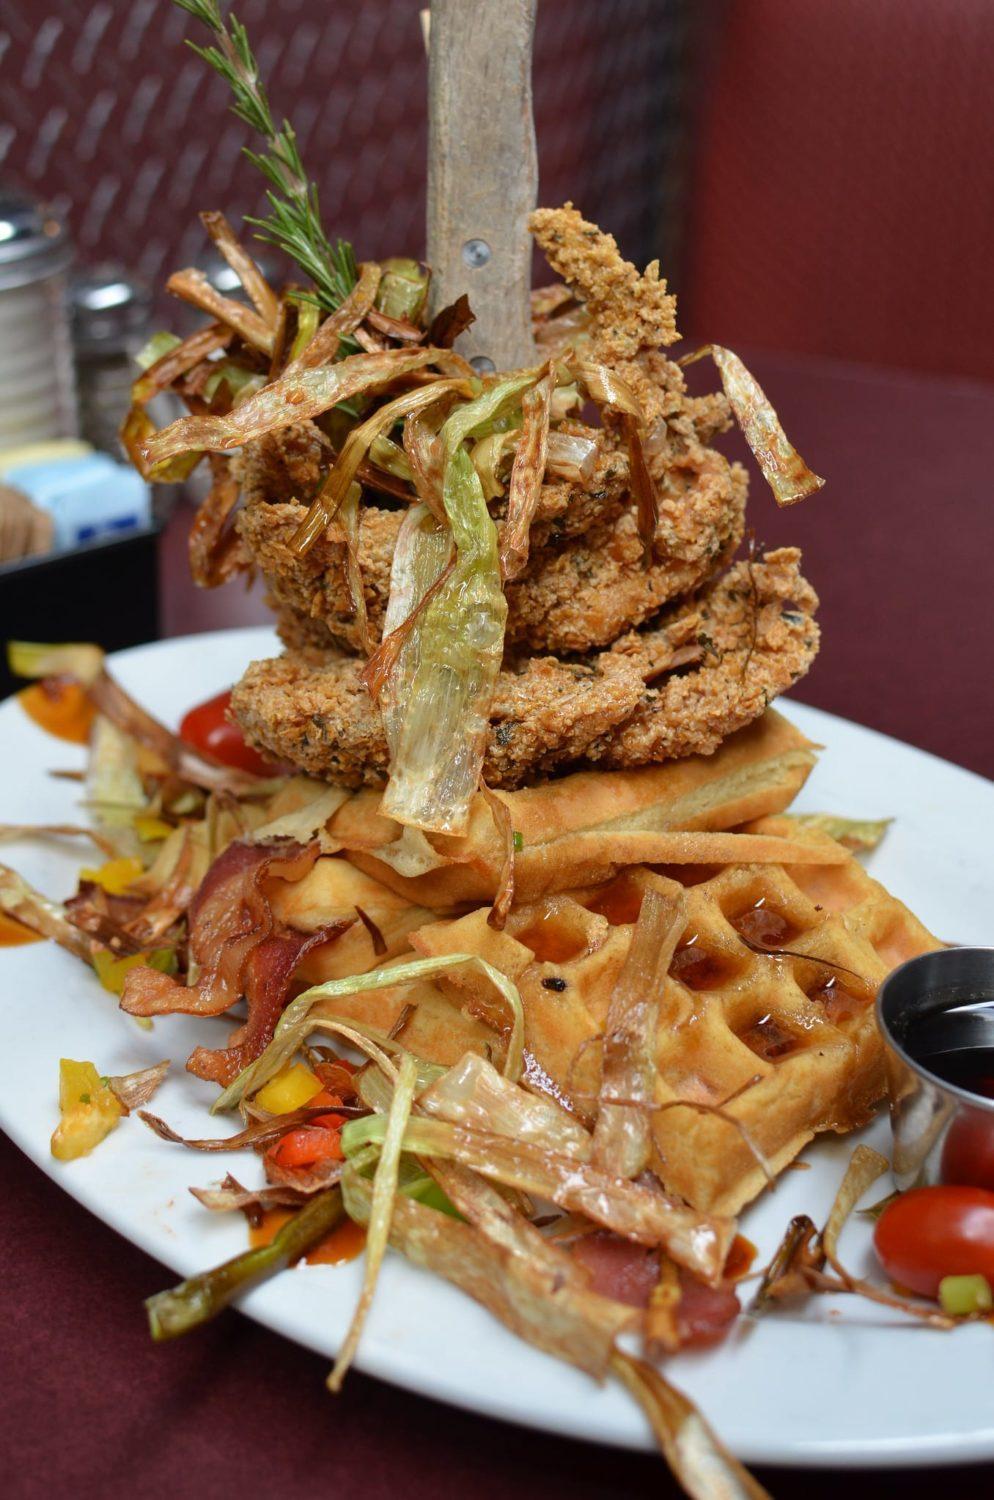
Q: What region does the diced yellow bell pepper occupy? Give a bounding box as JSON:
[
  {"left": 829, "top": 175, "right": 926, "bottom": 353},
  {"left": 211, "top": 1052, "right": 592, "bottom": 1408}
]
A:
[
  {"left": 92, "top": 946, "right": 177, "bottom": 997},
  {"left": 79, "top": 856, "right": 145, "bottom": 895},
  {"left": 51, "top": 1058, "right": 123, "bottom": 1161},
  {"left": 255, "top": 1063, "right": 323, "bottom": 1115},
  {"left": 134, "top": 815, "right": 174, "bottom": 843}
]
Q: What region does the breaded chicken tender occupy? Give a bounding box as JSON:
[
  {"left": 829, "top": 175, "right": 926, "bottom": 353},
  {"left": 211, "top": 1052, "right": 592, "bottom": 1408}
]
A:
[
  {"left": 236, "top": 442, "right": 746, "bottom": 657},
  {"left": 233, "top": 648, "right": 646, "bottom": 788},
  {"left": 231, "top": 551, "right": 818, "bottom": 788},
  {"left": 528, "top": 204, "right": 680, "bottom": 359}
]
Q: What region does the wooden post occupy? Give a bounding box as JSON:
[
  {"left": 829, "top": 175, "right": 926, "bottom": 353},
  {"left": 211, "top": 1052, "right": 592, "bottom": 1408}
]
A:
[{"left": 426, "top": 0, "right": 538, "bottom": 371}]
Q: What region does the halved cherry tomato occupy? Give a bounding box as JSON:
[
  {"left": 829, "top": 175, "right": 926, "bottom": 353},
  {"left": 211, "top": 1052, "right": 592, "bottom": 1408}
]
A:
[
  {"left": 874, "top": 1185, "right": 994, "bottom": 1297},
  {"left": 179, "top": 689, "right": 274, "bottom": 775},
  {"left": 266, "top": 1126, "right": 344, "bottom": 1172},
  {"left": 941, "top": 1107, "right": 994, "bottom": 1191}
]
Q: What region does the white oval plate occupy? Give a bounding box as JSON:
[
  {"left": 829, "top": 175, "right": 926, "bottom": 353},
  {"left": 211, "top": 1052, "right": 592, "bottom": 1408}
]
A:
[{"left": 1, "top": 628, "right": 992, "bottom": 1469}]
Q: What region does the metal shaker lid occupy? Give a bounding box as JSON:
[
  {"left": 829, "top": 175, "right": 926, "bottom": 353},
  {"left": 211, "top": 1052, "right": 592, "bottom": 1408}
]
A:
[
  {"left": 71, "top": 264, "right": 153, "bottom": 353},
  {"left": 0, "top": 185, "right": 72, "bottom": 291}
]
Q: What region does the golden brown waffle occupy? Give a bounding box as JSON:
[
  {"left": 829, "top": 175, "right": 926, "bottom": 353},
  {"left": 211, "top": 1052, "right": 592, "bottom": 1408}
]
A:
[{"left": 410, "top": 814, "right": 941, "bottom": 1218}]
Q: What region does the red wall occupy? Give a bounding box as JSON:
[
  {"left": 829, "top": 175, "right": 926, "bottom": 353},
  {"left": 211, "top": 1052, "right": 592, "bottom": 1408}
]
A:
[{"left": 681, "top": 0, "right": 994, "bottom": 380}]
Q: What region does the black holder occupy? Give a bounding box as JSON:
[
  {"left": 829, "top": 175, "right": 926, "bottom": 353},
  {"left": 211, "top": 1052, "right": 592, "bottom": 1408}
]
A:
[{"left": 0, "top": 524, "right": 161, "bottom": 699}]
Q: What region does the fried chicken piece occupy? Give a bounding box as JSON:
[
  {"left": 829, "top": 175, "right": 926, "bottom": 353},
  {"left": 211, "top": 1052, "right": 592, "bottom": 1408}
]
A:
[
  {"left": 591, "top": 548, "right": 820, "bottom": 766},
  {"left": 236, "top": 441, "right": 745, "bottom": 657},
  {"left": 529, "top": 204, "right": 679, "bottom": 359},
  {"left": 529, "top": 207, "right": 733, "bottom": 439},
  {"left": 232, "top": 650, "right": 645, "bottom": 788},
  {"left": 237, "top": 501, "right": 402, "bottom": 654},
  {"left": 230, "top": 550, "right": 819, "bottom": 789},
  {"left": 504, "top": 449, "right": 746, "bottom": 653},
  {"left": 232, "top": 421, "right": 332, "bottom": 507}
]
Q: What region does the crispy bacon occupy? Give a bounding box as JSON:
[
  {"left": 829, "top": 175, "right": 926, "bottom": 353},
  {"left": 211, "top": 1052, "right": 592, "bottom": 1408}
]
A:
[
  {"left": 121, "top": 839, "right": 354, "bottom": 1086},
  {"left": 570, "top": 1230, "right": 740, "bottom": 1348}
]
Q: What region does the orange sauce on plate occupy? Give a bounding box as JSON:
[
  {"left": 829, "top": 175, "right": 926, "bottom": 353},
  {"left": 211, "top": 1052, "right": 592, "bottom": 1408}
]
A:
[
  {"left": 18, "top": 679, "right": 94, "bottom": 744},
  {"left": 249, "top": 1207, "right": 366, "bottom": 1266},
  {"left": 723, "top": 1234, "right": 758, "bottom": 1281},
  {"left": 0, "top": 912, "right": 43, "bottom": 946}
]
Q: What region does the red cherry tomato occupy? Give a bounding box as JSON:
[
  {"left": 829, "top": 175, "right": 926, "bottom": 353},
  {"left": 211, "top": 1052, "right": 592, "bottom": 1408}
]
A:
[
  {"left": 179, "top": 689, "right": 274, "bottom": 775},
  {"left": 873, "top": 1185, "right": 994, "bottom": 1297},
  {"left": 941, "top": 1107, "right": 994, "bottom": 1191}
]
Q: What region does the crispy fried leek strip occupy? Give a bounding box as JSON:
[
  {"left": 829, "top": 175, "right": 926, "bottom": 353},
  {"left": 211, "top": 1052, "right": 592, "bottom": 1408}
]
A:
[
  {"left": 213, "top": 953, "right": 526, "bottom": 1111},
  {"left": 480, "top": 781, "right": 515, "bottom": 930},
  {"left": 345, "top": 1115, "right": 731, "bottom": 1281},
  {"left": 419, "top": 1053, "right": 591, "bottom": 1156},
  {"left": 570, "top": 359, "right": 658, "bottom": 557},
  {"left": 571, "top": 359, "right": 642, "bottom": 418},
  {"left": 0, "top": 863, "right": 93, "bottom": 961},
  {"left": 328, "top": 1053, "right": 417, "bottom": 1390},
  {"left": 166, "top": 267, "right": 275, "bottom": 354},
  {"left": 499, "top": 365, "right": 554, "bottom": 579},
  {"left": 199, "top": 211, "right": 280, "bottom": 327},
  {"left": 140, "top": 348, "right": 442, "bottom": 469},
  {"left": 819, "top": 1146, "right": 952, "bottom": 1328},
  {"left": 341, "top": 1174, "right": 623, "bottom": 1379},
  {"left": 188, "top": 455, "right": 248, "bottom": 588},
  {"left": 786, "top": 813, "right": 892, "bottom": 852},
  {"left": 544, "top": 428, "right": 599, "bottom": 484},
  {"left": 106, "top": 1061, "right": 170, "bottom": 1111},
  {"left": 403, "top": 407, "right": 448, "bottom": 521},
  {"left": 593, "top": 887, "right": 686, "bottom": 1178},
  {"left": 679, "top": 345, "right": 824, "bottom": 506},
  {"left": 365, "top": 503, "right": 453, "bottom": 703},
  {"left": 622, "top": 412, "right": 659, "bottom": 562},
  {"left": 132, "top": 323, "right": 235, "bottom": 406},
  {"left": 380, "top": 375, "right": 540, "bottom": 837},
  {"left": 470, "top": 430, "right": 518, "bottom": 501},
  {"left": 285, "top": 261, "right": 382, "bottom": 373},
  {"left": 612, "top": 1351, "right": 772, "bottom": 1500},
  {"left": 291, "top": 379, "right": 470, "bottom": 555},
  {"left": 0, "top": 823, "right": 117, "bottom": 858}
]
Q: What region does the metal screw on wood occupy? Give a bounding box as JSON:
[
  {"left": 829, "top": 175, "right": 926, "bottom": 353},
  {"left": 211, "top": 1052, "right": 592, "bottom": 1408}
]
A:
[{"left": 462, "top": 239, "right": 492, "bottom": 269}]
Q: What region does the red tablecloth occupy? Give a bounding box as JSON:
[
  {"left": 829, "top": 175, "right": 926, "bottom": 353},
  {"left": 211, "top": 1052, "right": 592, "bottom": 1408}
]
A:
[{"left": 4, "top": 351, "right": 993, "bottom": 1498}]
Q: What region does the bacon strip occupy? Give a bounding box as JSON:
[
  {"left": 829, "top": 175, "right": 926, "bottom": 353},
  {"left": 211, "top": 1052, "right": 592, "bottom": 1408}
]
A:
[{"left": 122, "top": 840, "right": 354, "bottom": 1086}]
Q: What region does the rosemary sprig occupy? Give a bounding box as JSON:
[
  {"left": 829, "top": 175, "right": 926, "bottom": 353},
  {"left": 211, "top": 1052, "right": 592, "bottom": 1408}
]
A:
[{"left": 174, "top": 0, "right": 356, "bottom": 313}]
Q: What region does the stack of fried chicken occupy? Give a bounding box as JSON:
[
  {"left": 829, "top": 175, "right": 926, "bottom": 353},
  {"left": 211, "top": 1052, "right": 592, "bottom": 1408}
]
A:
[{"left": 222, "top": 205, "right": 820, "bottom": 788}]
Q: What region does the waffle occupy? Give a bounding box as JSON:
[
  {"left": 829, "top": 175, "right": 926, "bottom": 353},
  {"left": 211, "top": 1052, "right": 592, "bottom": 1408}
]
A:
[{"left": 409, "top": 815, "right": 940, "bottom": 1217}]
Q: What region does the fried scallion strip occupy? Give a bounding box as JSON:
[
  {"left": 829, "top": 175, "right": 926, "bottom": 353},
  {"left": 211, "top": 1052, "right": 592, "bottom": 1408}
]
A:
[
  {"left": 140, "top": 348, "right": 443, "bottom": 469},
  {"left": 499, "top": 365, "right": 554, "bottom": 580},
  {"left": 679, "top": 344, "right": 824, "bottom": 506},
  {"left": 284, "top": 261, "right": 381, "bottom": 372},
  {"left": 145, "top": 1186, "right": 345, "bottom": 1340},
  {"left": 593, "top": 886, "right": 686, "bottom": 1178},
  {"left": 291, "top": 378, "right": 470, "bottom": 555},
  {"left": 380, "top": 374, "right": 543, "bottom": 836},
  {"left": 328, "top": 1053, "right": 417, "bottom": 1389},
  {"left": 0, "top": 862, "right": 94, "bottom": 960},
  {"left": 199, "top": 210, "right": 280, "bottom": 326},
  {"left": 213, "top": 953, "right": 525, "bottom": 1112},
  {"left": 166, "top": 267, "right": 275, "bottom": 354},
  {"left": 612, "top": 1350, "right": 772, "bottom": 1500}
]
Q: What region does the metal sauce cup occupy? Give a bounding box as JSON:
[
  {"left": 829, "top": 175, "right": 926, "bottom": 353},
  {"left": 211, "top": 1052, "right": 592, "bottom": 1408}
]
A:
[{"left": 877, "top": 948, "right": 994, "bottom": 1189}]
